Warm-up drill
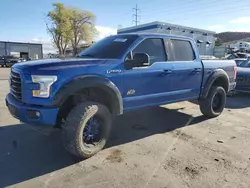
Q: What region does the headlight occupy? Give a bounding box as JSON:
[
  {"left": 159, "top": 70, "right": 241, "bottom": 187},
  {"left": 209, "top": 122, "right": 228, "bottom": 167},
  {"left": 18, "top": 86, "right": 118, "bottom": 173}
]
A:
[{"left": 31, "top": 75, "right": 57, "bottom": 98}]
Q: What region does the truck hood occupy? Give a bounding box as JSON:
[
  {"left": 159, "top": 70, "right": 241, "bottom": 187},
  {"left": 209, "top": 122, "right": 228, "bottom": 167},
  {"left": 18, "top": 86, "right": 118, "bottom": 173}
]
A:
[{"left": 13, "top": 58, "right": 110, "bottom": 73}]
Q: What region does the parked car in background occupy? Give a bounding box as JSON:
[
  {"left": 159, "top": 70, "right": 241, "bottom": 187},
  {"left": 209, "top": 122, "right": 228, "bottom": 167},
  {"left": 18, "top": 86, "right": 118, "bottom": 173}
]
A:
[
  {"left": 235, "top": 59, "right": 250, "bottom": 93},
  {"left": 5, "top": 56, "right": 21, "bottom": 67},
  {"left": 19, "top": 58, "right": 26, "bottom": 62},
  {"left": 233, "top": 58, "right": 247, "bottom": 66},
  {"left": 0, "top": 56, "right": 5, "bottom": 67},
  {"left": 226, "top": 52, "right": 250, "bottom": 60}
]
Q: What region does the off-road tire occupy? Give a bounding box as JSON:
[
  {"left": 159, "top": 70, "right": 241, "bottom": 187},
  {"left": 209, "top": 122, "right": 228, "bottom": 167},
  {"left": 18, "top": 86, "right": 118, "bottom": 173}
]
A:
[
  {"left": 62, "top": 101, "right": 112, "bottom": 159},
  {"left": 199, "top": 86, "right": 226, "bottom": 118}
]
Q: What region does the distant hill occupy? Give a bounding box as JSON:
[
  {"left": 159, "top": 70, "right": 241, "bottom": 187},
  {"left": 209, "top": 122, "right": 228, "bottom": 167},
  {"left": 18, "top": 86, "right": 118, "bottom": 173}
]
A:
[
  {"left": 222, "top": 37, "right": 250, "bottom": 46},
  {"left": 216, "top": 32, "right": 250, "bottom": 44}
]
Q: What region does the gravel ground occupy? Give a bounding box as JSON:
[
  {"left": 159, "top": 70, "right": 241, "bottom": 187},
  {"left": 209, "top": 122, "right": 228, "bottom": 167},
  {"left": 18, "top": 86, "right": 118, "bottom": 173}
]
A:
[{"left": 0, "top": 68, "right": 250, "bottom": 188}]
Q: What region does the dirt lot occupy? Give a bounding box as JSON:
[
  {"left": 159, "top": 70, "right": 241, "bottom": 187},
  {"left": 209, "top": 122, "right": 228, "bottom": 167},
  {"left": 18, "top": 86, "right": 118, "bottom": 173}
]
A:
[
  {"left": 0, "top": 68, "right": 250, "bottom": 188},
  {"left": 0, "top": 67, "right": 10, "bottom": 80}
]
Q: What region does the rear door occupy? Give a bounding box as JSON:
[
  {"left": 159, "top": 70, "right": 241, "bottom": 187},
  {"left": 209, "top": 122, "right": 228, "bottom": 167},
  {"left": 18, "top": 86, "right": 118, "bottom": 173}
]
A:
[
  {"left": 122, "top": 38, "right": 173, "bottom": 110},
  {"left": 165, "top": 38, "right": 203, "bottom": 101}
]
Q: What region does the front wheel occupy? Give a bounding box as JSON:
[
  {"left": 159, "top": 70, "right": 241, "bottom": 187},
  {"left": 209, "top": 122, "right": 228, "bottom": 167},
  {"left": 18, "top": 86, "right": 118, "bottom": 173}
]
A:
[
  {"left": 62, "top": 101, "right": 112, "bottom": 159},
  {"left": 199, "top": 86, "right": 226, "bottom": 118}
]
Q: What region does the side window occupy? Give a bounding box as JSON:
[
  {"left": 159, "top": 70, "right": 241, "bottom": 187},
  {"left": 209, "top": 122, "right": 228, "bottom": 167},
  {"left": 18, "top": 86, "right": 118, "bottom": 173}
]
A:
[
  {"left": 170, "top": 39, "right": 195, "bottom": 61},
  {"left": 132, "top": 38, "right": 166, "bottom": 64}
]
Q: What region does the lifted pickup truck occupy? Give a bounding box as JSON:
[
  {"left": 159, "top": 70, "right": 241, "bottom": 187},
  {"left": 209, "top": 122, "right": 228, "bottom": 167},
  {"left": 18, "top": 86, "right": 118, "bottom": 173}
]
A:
[{"left": 6, "top": 33, "right": 237, "bottom": 159}]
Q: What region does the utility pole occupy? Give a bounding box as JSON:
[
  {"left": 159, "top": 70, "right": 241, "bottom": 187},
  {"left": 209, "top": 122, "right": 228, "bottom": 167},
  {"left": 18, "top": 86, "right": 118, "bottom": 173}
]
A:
[{"left": 133, "top": 4, "right": 140, "bottom": 26}]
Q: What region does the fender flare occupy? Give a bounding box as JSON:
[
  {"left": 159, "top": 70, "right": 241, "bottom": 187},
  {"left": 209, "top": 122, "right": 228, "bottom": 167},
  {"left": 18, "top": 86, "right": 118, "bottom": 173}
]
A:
[
  {"left": 200, "top": 69, "right": 229, "bottom": 99},
  {"left": 51, "top": 75, "right": 123, "bottom": 115}
]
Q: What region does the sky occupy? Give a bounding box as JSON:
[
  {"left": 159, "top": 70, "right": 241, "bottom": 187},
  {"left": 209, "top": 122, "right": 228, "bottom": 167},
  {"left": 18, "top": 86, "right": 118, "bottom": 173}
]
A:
[{"left": 0, "top": 0, "right": 250, "bottom": 53}]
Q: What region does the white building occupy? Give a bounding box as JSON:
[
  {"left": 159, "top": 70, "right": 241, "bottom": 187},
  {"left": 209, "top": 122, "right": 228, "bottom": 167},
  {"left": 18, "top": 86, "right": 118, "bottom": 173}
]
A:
[
  {"left": 229, "top": 41, "right": 250, "bottom": 51},
  {"left": 0, "top": 41, "right": 43, "bottom": 60},
  {"left": 118, "top": 21, "right": 216, "bottom": 56}
]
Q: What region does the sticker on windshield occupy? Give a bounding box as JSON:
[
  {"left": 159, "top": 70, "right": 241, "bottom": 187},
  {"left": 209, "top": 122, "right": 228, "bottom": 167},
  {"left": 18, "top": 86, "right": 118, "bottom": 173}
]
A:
[{"left": 113, "top": 38, "right": 127, "bottom": 42}]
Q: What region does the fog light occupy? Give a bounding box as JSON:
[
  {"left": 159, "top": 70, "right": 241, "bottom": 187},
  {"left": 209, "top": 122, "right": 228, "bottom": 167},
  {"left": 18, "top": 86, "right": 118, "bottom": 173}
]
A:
[{"left": 26, "top": 110, "right": 40, "bottom": 119}]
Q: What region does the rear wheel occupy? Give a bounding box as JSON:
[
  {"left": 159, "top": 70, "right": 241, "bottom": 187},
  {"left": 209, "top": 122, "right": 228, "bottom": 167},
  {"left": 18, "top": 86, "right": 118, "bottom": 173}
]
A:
[
  {"left": 62, "top": 101, "right": 112, "bottom": 159},
  {"left": 199, "top": 86, "right": 226, "bottom": 118}
]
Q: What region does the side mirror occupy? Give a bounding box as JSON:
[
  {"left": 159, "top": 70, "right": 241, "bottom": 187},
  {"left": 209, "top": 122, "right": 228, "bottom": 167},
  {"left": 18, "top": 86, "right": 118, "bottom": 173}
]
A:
[
  {"left": 133, "top": 53, "right": 150, "bottom": 67},
  {"left": 124, "top": 53, "right": 150, "bottom": 70}
]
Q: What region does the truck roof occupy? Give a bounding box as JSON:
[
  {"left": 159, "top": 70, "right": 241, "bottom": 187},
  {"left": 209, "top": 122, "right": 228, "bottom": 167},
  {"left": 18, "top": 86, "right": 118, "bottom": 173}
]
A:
[{"left": 115, "top": 33, "right": 195, "bottom": 42}]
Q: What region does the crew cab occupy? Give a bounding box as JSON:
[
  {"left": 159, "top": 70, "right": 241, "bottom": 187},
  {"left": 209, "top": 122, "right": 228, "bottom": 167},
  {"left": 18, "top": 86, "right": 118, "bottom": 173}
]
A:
[{"left": 6, "top": 33, "right": 237, "bottom": 159}]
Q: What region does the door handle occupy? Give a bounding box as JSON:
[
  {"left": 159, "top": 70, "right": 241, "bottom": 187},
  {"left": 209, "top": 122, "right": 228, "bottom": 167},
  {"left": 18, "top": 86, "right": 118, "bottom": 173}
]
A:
[
  {"left": 193, "top": 68, "right": 202, "bottom": 73},
  {"left": 161, "top": 69, "right": 172, "bottom": 75}
]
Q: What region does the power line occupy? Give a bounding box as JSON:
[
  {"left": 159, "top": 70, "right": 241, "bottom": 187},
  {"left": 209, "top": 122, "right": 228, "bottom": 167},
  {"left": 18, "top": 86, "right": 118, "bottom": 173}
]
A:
[
  {"left": 116, "top": 1, "right": 250, "bottom": 28},
  {"left": 138, "top": 5, "right": 250, "bottom": 25},
  {"left": 140, "top": 0, "right": 250, "bottom": 16},
  {"left": 141, "top": 3, "right": 250, "bottom": 17},
  {"left": 133, "top": 4, "right": 141, "bottom": 26}
]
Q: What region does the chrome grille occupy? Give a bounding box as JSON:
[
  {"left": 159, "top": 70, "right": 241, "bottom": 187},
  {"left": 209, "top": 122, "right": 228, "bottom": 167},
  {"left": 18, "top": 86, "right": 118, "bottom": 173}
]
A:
[
  {"left": 10, "top": 70, "right": 22, "bottom": 100},
  {"left": 237, "top": 75, "right": 250, "bottom": 86}
]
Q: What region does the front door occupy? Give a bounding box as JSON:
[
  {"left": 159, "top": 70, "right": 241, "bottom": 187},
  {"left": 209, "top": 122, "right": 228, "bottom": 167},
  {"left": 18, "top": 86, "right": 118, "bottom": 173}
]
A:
[{"left": 122, "top": 38, "right": 173, "bottom": 110}]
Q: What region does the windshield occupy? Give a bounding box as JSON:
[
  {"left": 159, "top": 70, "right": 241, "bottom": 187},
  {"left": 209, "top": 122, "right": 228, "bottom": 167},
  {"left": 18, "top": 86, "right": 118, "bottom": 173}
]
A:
[
  {"left": 79, "top": 35, "right": 138, "bottom": 59},
  {"left": 239, "top": 59, "right": 250, "bottom": 67},
  {"left": 235, "top": 60, "right": 245, "bottom": 66}
]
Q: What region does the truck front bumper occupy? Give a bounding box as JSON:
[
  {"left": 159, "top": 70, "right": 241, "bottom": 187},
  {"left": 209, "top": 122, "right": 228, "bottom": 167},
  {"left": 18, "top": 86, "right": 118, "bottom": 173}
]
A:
[{"left": 6, "top": 93, "right": 59, "bottom": 126}]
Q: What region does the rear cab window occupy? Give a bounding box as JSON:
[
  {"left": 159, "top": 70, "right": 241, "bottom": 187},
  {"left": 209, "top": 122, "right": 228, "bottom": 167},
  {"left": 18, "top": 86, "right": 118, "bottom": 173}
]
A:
[{"left": 165, "top": 39, "right": 196, "bottom": 61}]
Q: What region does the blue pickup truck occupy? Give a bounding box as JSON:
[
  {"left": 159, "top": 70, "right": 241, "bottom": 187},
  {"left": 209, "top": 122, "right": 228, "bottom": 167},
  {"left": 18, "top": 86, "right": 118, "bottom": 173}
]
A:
[{"left": 6, "top": 33, "right": 237, "bottom": 159}]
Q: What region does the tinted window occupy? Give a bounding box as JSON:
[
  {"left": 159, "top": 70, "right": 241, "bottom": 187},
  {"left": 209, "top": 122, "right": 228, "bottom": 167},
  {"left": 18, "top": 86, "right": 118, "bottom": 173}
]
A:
[
  {"left": 235, "top": 60, "right": 245, "bottom": 66},
  {"left": 239, "top": 59, "right": 250, "bottom": 67},
  {"left": 169, "top": 39, "right": 195, "bottom": 61},
  {"left": 79, "top": 35, "right": 138, "bottom": 59},
  {"left": 132, "top": 38, "right": 166, "bottom": 64}
]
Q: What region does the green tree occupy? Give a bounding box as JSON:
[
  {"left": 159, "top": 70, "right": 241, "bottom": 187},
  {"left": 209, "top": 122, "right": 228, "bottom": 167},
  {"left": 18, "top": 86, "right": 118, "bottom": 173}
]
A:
[
  {"left": 46, "top": 3, "right": 97, "bottom": 56},
  {"left": 68, "top": 8, "right": 97, "bottom": 55},
  {"left": 46, "top": 3, "right": 71, "bottom": 56}
]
